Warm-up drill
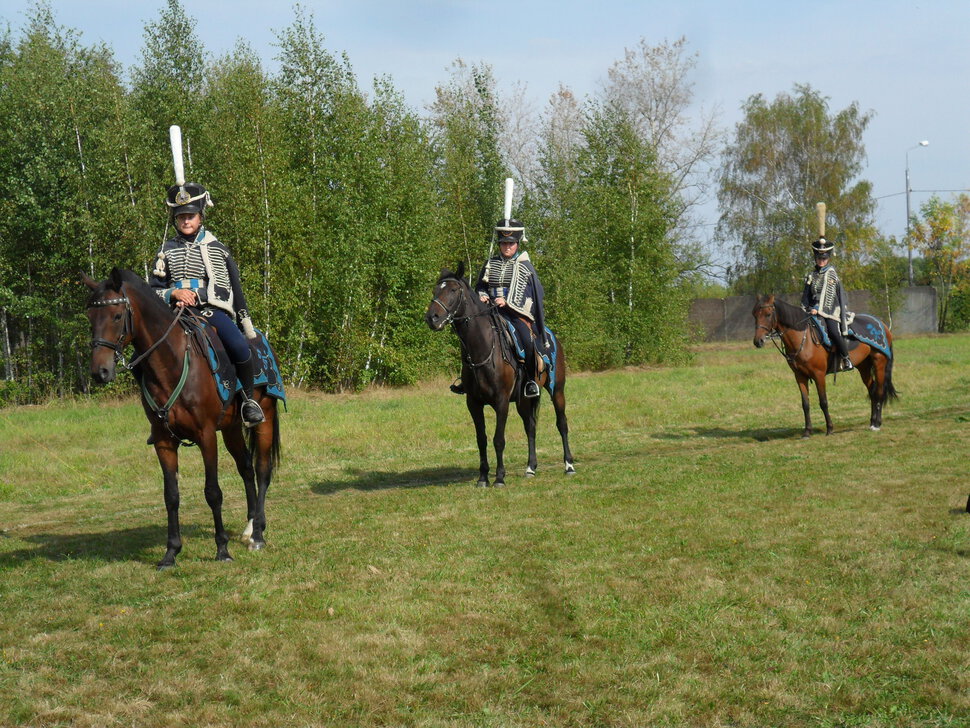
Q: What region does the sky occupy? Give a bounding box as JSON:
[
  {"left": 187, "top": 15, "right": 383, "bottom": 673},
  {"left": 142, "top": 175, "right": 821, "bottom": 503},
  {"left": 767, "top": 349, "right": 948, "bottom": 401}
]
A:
[{"left": 3, "top": 0, "right": 968, "bottom": 270}]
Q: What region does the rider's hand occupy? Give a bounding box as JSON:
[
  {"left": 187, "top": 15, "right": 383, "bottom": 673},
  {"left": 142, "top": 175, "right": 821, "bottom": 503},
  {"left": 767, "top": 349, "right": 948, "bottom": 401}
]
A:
[
  {"left": 495, "top": 297, "right": 506, "bottom": 307},
  {"left": 479, "top": 294, "right": 489, "bottom": 303},
  {"left": 172, "top": 288, "right": 198, "bottom": 307},
  {"left": 810, "top": 308, "right": 818, "bottom": 316}
]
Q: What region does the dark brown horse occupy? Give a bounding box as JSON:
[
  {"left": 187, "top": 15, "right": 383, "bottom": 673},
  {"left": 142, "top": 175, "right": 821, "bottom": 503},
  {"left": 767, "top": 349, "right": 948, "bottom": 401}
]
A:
[
  {"left": 426, "top": 264, "right": 575, "bottom": 487},
  {"left": 753, "top": 294, "right": 897, "bottom": 437},
  {"left": 84, "top": 268, "right": 281, "bottom": 568}
]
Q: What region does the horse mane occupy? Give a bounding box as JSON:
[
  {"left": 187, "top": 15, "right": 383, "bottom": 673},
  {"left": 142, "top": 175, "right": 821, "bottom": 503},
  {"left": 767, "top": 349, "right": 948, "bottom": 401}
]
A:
[
  {"left": 438, "top": 267, "right": 487, "bottom": 315},
  {"left": 772, "top": 296, "right": 810, "bottom": 330},
  {"left": 90, "top": 268, "right": 175, "bottom": 321}
]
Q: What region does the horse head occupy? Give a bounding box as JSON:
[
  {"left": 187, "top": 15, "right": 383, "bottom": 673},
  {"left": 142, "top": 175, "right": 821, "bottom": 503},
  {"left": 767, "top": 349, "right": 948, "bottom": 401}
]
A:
[
  {"left": 84, "top": 267, "right": 133, "bottom": 383},
  {"left": 426, "top": 261, "right": 470, "bottom": 331},
  {"left": 752, "top": 294, "right": 777, "bottom": 349}
]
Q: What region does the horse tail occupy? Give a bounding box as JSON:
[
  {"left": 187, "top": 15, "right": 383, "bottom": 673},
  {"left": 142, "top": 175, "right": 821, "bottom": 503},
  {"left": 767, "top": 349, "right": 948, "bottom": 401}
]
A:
[
  {"left": 244, "top": 403, "right": 282, "bottom": 471},
  {"left": 883, "top": 348, "right": 899, "bottom": 403}
]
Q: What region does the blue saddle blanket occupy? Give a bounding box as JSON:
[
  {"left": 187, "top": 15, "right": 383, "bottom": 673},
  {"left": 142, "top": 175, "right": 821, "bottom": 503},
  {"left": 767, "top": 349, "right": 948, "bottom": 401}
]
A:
[
  {"left": 193, "top": 320, "right": 286, "bottom": 407},
  {"left": 811, "top": 313, "right": 892, "bottom": 360},
  {"left": 501, "top": 320, "right": 558, "bottom": 394}
]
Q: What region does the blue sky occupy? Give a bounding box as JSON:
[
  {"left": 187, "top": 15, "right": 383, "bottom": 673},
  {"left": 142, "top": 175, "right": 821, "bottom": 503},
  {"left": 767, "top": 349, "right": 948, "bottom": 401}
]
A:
[{"left": 3, "top": 0, "right": 968, "bottom": 258}]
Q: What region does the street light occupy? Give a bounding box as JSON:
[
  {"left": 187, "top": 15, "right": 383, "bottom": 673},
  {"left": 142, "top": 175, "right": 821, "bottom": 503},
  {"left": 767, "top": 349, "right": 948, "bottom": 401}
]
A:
[{"left": 905, "top": 140, "right": 929, "bottom": 285}]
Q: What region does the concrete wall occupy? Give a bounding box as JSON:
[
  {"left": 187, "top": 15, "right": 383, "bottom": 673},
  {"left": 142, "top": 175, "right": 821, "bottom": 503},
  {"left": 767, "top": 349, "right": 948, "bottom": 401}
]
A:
[{"left": 690, "top": 286, "right": 937, "bottom": 342}]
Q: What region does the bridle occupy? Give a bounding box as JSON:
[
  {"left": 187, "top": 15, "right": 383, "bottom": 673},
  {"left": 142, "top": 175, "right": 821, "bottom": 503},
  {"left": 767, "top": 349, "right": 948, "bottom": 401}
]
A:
[
  {"left": 87, "top": 286, "right": 195, "bottom": 444},
  {"left": 430, "top": 279, "right": 499, "bottom": 368},
  {"left": 756, "top": 302, "right": 809, "bottom": 362},
  {"left": 88, "top": 294, "right": 134, "bottom": 368},
  {"left": 87, "top": 288, "right": 187, "bottom": 371}
]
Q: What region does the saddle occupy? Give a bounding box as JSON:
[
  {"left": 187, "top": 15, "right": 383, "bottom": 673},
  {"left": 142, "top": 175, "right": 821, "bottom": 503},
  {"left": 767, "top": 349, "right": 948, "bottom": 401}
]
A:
[
  {"left": 496, "top": 317, "right": 558, "bottom": 394},
  {"left": 809, "top": 313, "right": 893, "bottom": 370},
  {"left": 186, "top": 316, "right": 286, "bottom": 408}
]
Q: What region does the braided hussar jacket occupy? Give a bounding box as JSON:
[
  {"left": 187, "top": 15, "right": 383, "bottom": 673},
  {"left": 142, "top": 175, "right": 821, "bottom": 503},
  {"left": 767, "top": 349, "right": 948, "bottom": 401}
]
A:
[
  {"left": 149, "top": 227, "right": 256, "bottom": 338},
  {"left": 801, "top": 263, "right": 854, "bottom": 334},
  {"left": 475, "top": 250, "right": 549, "bottom": 348}
]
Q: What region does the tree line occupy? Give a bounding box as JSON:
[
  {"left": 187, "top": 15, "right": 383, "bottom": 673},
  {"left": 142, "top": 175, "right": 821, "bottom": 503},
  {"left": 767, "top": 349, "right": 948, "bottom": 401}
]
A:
[{"left": 2, "top": 1, "right": 959, "bottom": 406}]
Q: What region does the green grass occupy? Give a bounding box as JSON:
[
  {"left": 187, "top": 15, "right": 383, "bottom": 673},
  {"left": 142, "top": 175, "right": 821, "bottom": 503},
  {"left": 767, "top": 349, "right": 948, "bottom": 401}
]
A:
[{"left": 0, "top": 335, "right": 968, "bottom": 727}]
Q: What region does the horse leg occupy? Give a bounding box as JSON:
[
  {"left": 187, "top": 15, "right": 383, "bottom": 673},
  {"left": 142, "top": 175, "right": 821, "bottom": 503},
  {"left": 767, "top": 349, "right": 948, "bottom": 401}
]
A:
[
  {"left": 223, "top": 420, "right": 258, "bottom": 547},
  {"left": 493, "top": 399, "right": 510, "bottom": 488},
  {"left": 516, "top": 396, "right": 539, "bottom": 477},
  {"left": 247, "top": 398, "right": 277, "bottom": 550},
  {"left": 550, "top": 382, "right": 575, "bottom": 475},
  {"left": 467, "top": 397, "right": 490, "bottom": 487},
  {"left": 815, "top": 374, "right": 834, "bottom": 435},
  {"left": 795, "top": 373, "right": 813, "bottom": 438},
  {"left": 199, "top": 429, "right": 233, "bottom": 562},
  {"left": 153, "top": 438, "right": 182, "bottom": 570},
  {"left": 856, "top": 354, "right": 882, "bottom": 430}
]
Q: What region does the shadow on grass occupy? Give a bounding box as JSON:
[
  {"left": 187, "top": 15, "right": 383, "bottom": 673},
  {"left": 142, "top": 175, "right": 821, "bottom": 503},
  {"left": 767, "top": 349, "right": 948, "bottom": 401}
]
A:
[
  {"left": 655, "top": 426, "right": 803, "bottom": 442},
  {"left": 0, "top": 523, "right": 205, "bottom": 566},
  {"left": 310, "top": 466, "right": 476, "bottom": 495}
]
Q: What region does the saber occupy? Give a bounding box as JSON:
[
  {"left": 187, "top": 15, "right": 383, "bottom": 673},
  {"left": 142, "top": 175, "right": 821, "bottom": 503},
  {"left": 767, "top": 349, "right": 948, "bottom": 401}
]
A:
[
  {"left": 816, "top": 202, "right": 826, "bottom": 237},
  {"left": 503, "top": 178, "right": 513, "bottom": 221},
  {"left": 169, "top": 125, "right": 185, "bottom": 186}
]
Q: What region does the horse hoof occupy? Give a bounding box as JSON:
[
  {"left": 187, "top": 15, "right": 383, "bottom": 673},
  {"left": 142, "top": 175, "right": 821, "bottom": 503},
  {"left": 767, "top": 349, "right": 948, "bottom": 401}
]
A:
[
  {"left": 869, "top": 425, "right": 881, "bottom": 431},
  {"left": 565, "top": 465, "right": 576, "bottom": 475},
  {"left": 217, "top": 553, "right": 234, "bottom": 563},
  {"left": 801, "top": 431, "right": 812, "bottom": 439},
  {"left": 493, "top": 481, "right": 506, "bottom": 488},
  {"left": 248, "top": 540, "right": 266, "bottom": 552},
  {"left": 476, "top": 480, "right": 489, "bottom": 488},
  {"left": 156, "top": 561, "right": 176, "bottom": 571},
  {"left": 525, "top": 468, "right": 536, "bottom": 478}
]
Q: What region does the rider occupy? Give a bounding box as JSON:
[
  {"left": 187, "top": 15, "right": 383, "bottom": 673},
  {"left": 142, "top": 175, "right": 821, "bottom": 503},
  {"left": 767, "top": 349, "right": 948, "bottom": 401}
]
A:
[
  {"left": 149, "top": 181, "right": 265, "bottom": 426},
  {"left": 452, "top": 217, "right": 550, "bottom": 398},
  {"left": 801, "top": 235, "right": 854, "bottom": 372}
]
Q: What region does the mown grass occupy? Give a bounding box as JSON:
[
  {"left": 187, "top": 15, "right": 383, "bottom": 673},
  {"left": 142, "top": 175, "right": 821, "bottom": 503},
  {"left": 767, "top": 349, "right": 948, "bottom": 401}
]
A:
[{"left": 0, "top": 335, "right": 968, "bottom": 727}]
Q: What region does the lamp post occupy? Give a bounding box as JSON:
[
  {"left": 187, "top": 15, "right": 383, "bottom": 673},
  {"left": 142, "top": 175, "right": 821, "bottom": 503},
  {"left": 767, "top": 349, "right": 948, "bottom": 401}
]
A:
[{"left": 905, "top": 140, "right": 929, "bottom": 285}]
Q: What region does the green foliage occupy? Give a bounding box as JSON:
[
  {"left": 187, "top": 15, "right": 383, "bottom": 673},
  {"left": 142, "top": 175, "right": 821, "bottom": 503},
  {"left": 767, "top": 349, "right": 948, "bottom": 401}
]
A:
[
  {"left": 911, "top": 193, "right": 970, "bottom": 332},
  {"left": 717, "top": 84, "right": 877, "bottom": 296}
]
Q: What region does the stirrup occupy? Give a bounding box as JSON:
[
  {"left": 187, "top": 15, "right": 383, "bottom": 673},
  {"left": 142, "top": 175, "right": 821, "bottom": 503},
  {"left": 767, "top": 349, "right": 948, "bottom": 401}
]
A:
[
  {"left": 241, "top": 398, "right": 265, "bottom": 427},
  {"left": 841, "top": 357, "right": 854, "bottom": 371},
  {"left": 523, "top": 380, "right": 540, "bottom": 398},
  {"left": 449, "top": 381, "right": 465, "bottom": 395}
]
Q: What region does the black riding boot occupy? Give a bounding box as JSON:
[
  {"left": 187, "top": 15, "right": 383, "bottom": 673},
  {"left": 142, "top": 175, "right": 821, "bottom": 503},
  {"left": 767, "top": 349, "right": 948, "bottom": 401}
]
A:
[
  {"left": 236, "top": 356, "right": 265, "bottom": 427},
  {"left": 523, "top": 353, "right": 540, "bottom": 398}
]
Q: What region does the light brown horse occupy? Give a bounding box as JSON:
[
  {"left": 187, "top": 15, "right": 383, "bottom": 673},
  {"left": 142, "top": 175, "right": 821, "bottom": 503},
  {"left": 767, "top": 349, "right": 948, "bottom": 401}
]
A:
[
  {"left": 84, "top": 268, "right": 281, "bottom": 569},
  {"left": 426, "top": 263, "right": 575, "bottom": 487},
  {"left": 752, "top": 294, "right": 897, "bottom": 437}
]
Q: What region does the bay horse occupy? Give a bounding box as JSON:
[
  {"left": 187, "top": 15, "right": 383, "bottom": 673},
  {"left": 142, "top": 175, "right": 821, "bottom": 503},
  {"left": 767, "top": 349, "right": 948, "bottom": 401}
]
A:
[
  {"left": 752, "top": 294, "right": 897, "bottom": 437},
  {"left": 84, "top": 268, "right": 281, "bottom": 569},
  {"left": 426, "top": 263, "right": 575, "bottom": 487}
]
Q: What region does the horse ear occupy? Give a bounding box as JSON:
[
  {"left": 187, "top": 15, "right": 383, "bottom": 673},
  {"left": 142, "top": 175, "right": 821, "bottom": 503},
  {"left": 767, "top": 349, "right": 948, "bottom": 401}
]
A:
[
  {"left": 456, "top": 261, "right": 465, "bottom": 279},
  {"left": 109, "top": 267, "right": 125, "bottom": 291},
  {"left": 81, "top": 271, "right": 99, "bottom": 290}
]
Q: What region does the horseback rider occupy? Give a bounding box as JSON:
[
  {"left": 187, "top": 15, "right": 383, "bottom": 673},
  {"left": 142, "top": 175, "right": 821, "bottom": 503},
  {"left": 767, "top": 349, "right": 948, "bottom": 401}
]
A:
[
  {"left": 149, "top": 181, "right": 265, "bottom": 426},
  {"left": 801, "top": 236, "right": 854, "bottom": 372},
  {"left": 463, "top": 217, "right": 550, "bottom": 398}
]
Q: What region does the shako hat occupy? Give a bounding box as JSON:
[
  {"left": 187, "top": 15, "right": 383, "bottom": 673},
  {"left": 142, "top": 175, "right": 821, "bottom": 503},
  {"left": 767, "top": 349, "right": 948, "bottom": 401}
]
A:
[
  {"left": 165, "top": 181, "right": 212, "bottom": 217},
  {"left": 811, "top": 236, "right": 834, "bottom": 255}
]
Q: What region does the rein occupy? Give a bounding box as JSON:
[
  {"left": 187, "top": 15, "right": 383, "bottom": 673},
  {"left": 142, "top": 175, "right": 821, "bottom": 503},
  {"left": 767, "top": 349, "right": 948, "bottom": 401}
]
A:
[{"left": 88, "top": 289, "right": 196, "bottom": 446}]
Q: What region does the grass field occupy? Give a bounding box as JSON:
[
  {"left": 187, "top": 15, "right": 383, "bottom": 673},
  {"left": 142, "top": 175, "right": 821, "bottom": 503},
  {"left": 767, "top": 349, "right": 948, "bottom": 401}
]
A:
[{"left": 0, "top": 334, "right": 968, "bottom": 727}]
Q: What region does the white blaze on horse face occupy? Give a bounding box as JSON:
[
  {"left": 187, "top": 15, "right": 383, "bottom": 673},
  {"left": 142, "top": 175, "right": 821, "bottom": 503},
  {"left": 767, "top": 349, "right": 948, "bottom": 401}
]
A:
[{"left": 439, "top": 282, "right": 447, "bottom": 289}]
